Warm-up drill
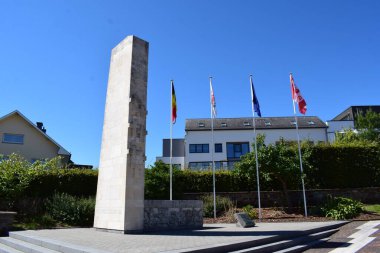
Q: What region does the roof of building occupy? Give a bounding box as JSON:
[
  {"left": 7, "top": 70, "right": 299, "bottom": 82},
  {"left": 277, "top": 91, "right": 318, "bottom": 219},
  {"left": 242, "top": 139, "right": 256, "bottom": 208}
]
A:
[
  {"left": 332, "top": 105, "right": 380, "bottom": 121},
  {"left": 185, "top": 116, "right": 327, "bottom": 131},
  {"left": 0, "top": 110, "right": 71, "bottom": 156}
]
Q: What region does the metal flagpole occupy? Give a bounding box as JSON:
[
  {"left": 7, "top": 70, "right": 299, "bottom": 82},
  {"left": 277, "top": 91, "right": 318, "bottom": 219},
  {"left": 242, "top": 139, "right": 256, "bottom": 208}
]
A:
[
  {"left": 210, "top": 76, "right": 216, "bottom": 219},
  {"left": 290, "top": 74, "right": 308, "bottom": 217},
  {"left": 170, "top": 80, "right": 173, "bottom": 201},
  {"left": 250, "top": 75, "right": 262, "bottom": 221}
]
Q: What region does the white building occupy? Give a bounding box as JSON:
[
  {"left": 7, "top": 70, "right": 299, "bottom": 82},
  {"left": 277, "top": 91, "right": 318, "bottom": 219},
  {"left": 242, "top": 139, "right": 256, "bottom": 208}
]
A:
[
  {"left": 326, "top": 105, "right": 380, "bottom": 142},
  {"left": 156, "top": 106, "right": 380, "bottom": 170},
  {"left": 157, "top": 116, "right": 327, "bottom": 170},
  {"left": 185, "top": 116, "right": 327, "bottom": 170}
]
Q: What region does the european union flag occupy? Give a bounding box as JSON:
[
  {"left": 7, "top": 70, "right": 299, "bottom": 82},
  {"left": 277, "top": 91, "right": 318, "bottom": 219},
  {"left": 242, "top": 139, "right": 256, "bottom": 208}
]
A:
[{"left": 250, "top": 77, "right": 262, "bottom": 117}]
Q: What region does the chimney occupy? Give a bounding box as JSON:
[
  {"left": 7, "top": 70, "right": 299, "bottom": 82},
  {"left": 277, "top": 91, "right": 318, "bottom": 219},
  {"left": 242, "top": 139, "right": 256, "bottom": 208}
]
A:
[{"left": 36, "top": 122, "right": 47, "bottom": 133}]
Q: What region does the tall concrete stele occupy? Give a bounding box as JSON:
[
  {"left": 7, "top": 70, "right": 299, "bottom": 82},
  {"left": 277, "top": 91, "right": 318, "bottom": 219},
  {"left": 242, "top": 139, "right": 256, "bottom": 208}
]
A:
[{"left": 94, "top": 35, "right": 149, "bottom": 233}]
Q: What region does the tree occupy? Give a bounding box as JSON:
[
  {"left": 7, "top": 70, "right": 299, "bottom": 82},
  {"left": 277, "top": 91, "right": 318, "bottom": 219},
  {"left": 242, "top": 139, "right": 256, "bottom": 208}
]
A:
[
  {"left": 234, "top": 135, "right": 313, "bottom": 207},
  {"left": 356, "top": 109, "right": 380, "bottom": 142},
  {"left": 335, "top": 109, "right": 380, "bottom": 145}
]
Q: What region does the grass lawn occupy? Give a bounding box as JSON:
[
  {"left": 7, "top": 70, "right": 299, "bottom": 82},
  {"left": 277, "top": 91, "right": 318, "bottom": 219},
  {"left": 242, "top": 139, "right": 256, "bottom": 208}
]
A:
[{"left": 363, "top": 204, "right": 380, "bottom": 214}]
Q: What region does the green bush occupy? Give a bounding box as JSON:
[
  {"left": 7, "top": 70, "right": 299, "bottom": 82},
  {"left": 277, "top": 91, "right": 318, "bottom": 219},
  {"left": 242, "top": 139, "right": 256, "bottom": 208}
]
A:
[
  {"left": 0, "top": 154, "right": 98, "bottom": 202},
  {"left": 45, "top": 193, "right": 95, "bottom": 226},
  {"left": 321, "top": 196, "right": 363, "bottom": 220},
  {"left": 201, "top": 194, "right": 234, "bottom": 218},
  {"left": 242, "top": 205, "right": 258, "bottom": 219},
  {"left": 27, "top": 168, "right": 98, "bottom": 198},
  {"left": 308, "top": 145, "right": 380, "bottom": 188},
  {"left": 0, "top": 154, "right": 39, "bottom": 201}
]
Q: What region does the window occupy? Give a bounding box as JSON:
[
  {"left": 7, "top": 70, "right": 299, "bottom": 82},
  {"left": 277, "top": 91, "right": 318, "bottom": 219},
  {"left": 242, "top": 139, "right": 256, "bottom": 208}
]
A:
[
  {"left": 308, "top": 121, "right": 315, "bottom": 125},
  {"left": 188, "top": 162, "right": 211, "bottom": 170},
  {"left": 265, "top": 122, "right": 271, "bottom": 126},
  {"left": 221, "top": 123, "right": 227, "bottom": 127},
  {"left": 31, "top": 158, "right": 46, "bottom": 164},
  {"left": 172, "top": 164, "right": 181, "bottom": 169},
  {"left": 243, "top": 122, "right": 250, "bottom": 126},
  {"left": 227, "top": 142, "right": 250, "bottom": 160},
  {"left": 198, "top": 122, "right": 205, "bottom": 127},
  {"left": 188, "top": 161, "right": 227, "bottom": 171},
  {"left": 215, "top": 143, "right": 223, "bottom": 153},
  {"left": 0, "top": 155, "right": 9, "bottom": 161},
  {"left": 3, "top": 133, "right": 24, "bottom": 144},
  {"left": 189, "top": 144, "right": 209, "bottom": 153}
]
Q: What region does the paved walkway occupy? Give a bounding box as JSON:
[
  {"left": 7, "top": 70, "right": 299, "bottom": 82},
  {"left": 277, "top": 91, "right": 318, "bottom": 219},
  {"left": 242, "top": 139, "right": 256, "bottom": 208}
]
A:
[
  {"left": 11, "top": 222, "right": 345, "bottom": 253},
  {"left": 305, "top": 220, "right": 380, "bottom": 253}
]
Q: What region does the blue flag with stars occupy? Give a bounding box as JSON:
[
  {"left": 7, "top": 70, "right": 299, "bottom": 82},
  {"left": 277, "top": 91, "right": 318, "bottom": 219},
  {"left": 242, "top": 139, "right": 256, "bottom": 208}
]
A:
[{"left": 250, "top": 77, "right": 261, "bottom": 117}]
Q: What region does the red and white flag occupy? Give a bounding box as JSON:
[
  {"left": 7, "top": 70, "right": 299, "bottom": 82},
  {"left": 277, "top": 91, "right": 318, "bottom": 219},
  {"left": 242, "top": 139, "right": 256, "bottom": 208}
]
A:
[
  {"left": 210, "top": 78, "right": 217, "bottom": 118},
  {"left": 290, "top": 73, "right": 307, "bottom": 114}
]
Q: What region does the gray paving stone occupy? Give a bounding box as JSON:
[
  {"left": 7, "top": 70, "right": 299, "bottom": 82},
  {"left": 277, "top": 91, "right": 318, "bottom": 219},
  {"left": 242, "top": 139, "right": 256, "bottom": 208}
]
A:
[{"left": 8, "top": 222, "right": 346, "bottom": 253}]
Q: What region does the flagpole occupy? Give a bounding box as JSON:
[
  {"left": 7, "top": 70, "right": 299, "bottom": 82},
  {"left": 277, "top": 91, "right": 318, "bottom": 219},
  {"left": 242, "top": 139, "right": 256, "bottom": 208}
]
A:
[
  {"left": 170, "top": 80, "right": 173, "bottom": 201},
  {"left": 250, "top": 75, "right": 262, "bottom": 221},
  {"left": 290, "top": 73, "right": 308, "bottom": 217},
  {"left": 210, "top": 76, "right": 216, "bottom": 219}
]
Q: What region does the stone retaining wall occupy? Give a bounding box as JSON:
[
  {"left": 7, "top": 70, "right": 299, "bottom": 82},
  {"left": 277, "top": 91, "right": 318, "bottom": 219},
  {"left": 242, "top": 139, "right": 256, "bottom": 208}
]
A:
[
  {"left": 183, "top": 187, "right": 380, "bottom": 207},
  {"left": 144, "top": 200, "right": 203, "bottom": 231}
]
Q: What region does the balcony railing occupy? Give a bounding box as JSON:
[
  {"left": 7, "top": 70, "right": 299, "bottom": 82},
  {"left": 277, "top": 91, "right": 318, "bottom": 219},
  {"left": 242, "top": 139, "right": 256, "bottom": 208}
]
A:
[{"left": 187, "top": 161, "right": 238, "bottom": 171}]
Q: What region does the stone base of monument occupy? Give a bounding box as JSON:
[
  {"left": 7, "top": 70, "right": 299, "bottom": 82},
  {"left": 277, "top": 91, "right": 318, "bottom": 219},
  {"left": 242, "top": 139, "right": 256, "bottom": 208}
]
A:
[
  {"left": 0, "top": 211, "right": 17, "bottom": 235},
  {"left": 144, "top": 200, "right": 203, "bottom": 231}
]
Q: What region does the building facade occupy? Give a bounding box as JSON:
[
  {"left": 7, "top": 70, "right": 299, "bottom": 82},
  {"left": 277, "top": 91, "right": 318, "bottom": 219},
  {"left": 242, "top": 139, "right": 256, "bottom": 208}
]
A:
[
  {"left": 185, "top": 117, "right": 327, "bottom": 170},
  {"left": 156, "top": 138, "right": 185, "bottom": 169},
  {"left": 326, "top": 105, "right": 380, "bottom": 142},
  {"left": 157, "top": 116, "right": 327, "bottom": 170},
  {"left": 156, "top": 105, "right": 380, "bottom": 171},
  {"left": 0, "top": 110, "right": 71, "bottom": 163}
]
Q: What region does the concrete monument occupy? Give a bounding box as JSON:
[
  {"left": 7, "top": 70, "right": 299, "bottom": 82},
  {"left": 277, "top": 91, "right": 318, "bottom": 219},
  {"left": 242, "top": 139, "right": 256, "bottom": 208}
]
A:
[{"left": 94, "top": 35, "right": 149, "bottom": 233}]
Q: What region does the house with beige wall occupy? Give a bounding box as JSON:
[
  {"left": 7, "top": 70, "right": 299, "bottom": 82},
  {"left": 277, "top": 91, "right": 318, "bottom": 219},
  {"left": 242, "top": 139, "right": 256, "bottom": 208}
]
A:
[{"left": 0, "top": 110, "right": 71, "bottom": 163}]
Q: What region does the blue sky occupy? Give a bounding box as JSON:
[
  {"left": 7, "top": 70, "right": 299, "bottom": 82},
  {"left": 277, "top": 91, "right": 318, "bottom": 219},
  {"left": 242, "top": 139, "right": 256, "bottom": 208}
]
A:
[{"left": 1, "top": 0, "right": 379, "bottom": 167}]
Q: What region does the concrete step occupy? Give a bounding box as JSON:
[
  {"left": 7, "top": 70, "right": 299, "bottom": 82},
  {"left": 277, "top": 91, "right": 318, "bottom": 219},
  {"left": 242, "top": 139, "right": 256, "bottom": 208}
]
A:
[
  {"left": 8, "top": 232, "right": 108, "bottom": 253},
  {"left": 230, "top": 228, "right": 339, "bottom": 253},
  {"left": 3, "top": 222, "right": 348, "bottom": 253},
  {"left": 0, "top": 237, "right": 59, "bottom": 253},
  {"left": 273, "top": 238, "right": 330, "bottom": 253},
  {"left": 0, "top": 242, "right": 24, "bottom": 253},
  {"left": 164, "top": 222, "right": 347, "bottom": 253}
]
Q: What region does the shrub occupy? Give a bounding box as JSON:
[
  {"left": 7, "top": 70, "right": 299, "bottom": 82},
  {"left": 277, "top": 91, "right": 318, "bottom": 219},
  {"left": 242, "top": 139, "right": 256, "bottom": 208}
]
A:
[
  {"left": 309, "top": 145, "right": 380, "bottom": 188},
  {"left": 0, "top": 154, "right": 36, "bottom": 201},
  {"left": 27, "top": 168, "right": 98, "bottom": 198},
  {"left": 0, "top": 154, "right": 98, "bottom": 202},
  {"left": 242, "top": 205, "right": 258, "bottom": 219},
  {"left": 321, "top": 196, "right": 363, "bottom": 220},
  {"left": 201, "top": 194, "right": 234, "bottom": 218},
  {"left": 45, "top": 193, "right": 95, "bottom": 226}
]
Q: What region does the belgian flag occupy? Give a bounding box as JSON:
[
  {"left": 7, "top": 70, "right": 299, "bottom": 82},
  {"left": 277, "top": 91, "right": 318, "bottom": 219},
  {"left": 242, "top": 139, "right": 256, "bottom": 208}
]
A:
[{"left": 171, "top": 80, "right": 177, "bottom": 124}]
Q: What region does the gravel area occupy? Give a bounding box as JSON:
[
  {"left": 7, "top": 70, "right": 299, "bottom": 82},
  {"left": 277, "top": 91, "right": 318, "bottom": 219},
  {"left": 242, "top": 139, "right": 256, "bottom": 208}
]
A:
[{"left": 204, "top": 208, "right": 380, "bottom": 224}]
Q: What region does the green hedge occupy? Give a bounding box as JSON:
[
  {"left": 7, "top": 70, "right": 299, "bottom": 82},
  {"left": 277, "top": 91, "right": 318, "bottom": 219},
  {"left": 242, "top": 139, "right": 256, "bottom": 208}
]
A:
[
  {"left": 1, "top": 145, "right": 379, "bottom": 205},
  {"left": 26, "top": 169, "right": 98, "bottom": 198},
  {"left": 308, "top": 146, "right": 380, "bottom": 188},
  {"left": 146, "top": 145, "right": 380, "bottom": 199},
  {"left": 0, "top": 154, "right": 98, "bottom": 204}
]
